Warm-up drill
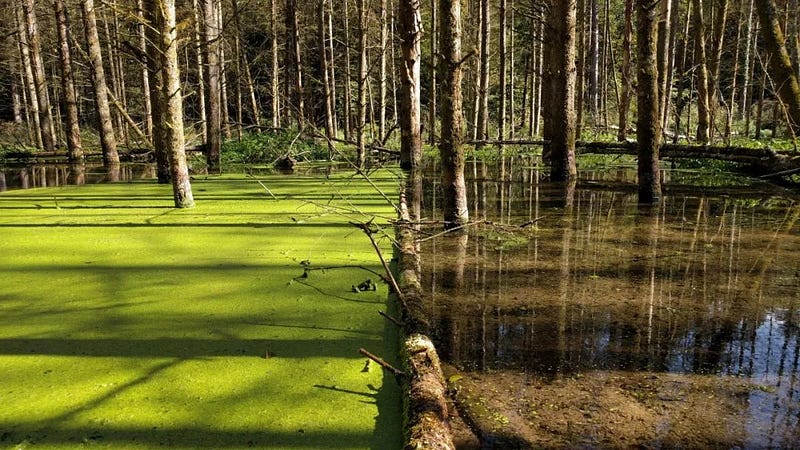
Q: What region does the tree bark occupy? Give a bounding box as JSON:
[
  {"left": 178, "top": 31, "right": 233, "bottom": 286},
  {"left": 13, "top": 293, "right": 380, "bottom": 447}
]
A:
[
  {"left": 270, "top": 0, "right": 280, "bottom": 128},
  {"left": 137, "top": 0, "right": 154, "bottom": 140},
  {"left": 476, "top": 0, "right": 489, "bottom": 146},
  {"left": 15, "top": 4, "right": 41, "bottom": 148},
  {"left": 429, "top": 0, "right": 438, "bottom": 145},
  {"left": 618, "top": 0, "right": 633, "bottom": 141},
  {"left": 23, "top": 0, "right": 56, "bottom": 152},
  {"left": 356, "top": 0, "right": 368, "bottom": 167},
  {"left": 319, "top": 0, "right": 335, "bottom": 157},
  {"left": 499, "top": 0, "right": 508, "bottom": 143},
  {"left": 286, "top": 0, "right": 305, "bottom": 129},
  {"left": 54, "top": 0, "right": 83, "bottom": 162},
  {"left": 202, "top": 0, "right": 222, "bottom": 172},
  {"left": 154, "top": 0, "right": 195, "bottom": 208},
  {"left": 543, "top": 0, "right": 578, "bottom": 180},
  {"left": 439, "top": 0, "right": 469, "bottom": 228},
  {"left": 398, "top": 0, "right": 423, "bottom": 170},
  {"left": 755, "top": 0, "right": 800, "bottom": 136},
  {"left": 637, "top": 0, "right": 662, "bottom": 203},
  {"left": 82, "top": 0, "right": 119, "bottom": 167},
  {"left": 692, "top": 0, "right": 711, "bottom": 143}
]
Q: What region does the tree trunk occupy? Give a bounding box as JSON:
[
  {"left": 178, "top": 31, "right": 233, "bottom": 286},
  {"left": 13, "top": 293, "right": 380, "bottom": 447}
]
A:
[
  {"left": 192, "top": 0, "right": 207, "bottom": 138},
  {"left": 319, "top": 0, "right": 335, "bottom": 157},
  {"left": 692, "top": 0, "right": 711, "bottom": 143},
  {"left": 499, "top": 0, "right": 508, "bottom": 143},
  {"left": 618, "top": 0, "right": 633, "bottom": 141},
  {"left": 543, "top": 0, "right": 578, "bottom": 180},
  {"left": 152, "top": 0, "right": 195, "bottom": 208},
  {"left": 144, "top": 0, "right": 171, "bottom": 182},
  {"left": 356, "top": 0, "right": 368, "bottom": 167},
  {"left": 379, "top": 0, "right": 388, "bottom": 139},
  {"left": 54, "top": 0, "right": 83, "bottom": 162},
  {"left": 755, "top": 0, "right": 800, "bottom": 136},
  {"left": 202, "top": 0, "right": 222, "bottom": 172},
  {"left": 23, "top": 0, "right": 56, "bottom": 151},
  {"left": 82, "top": 0, "right": 119, "bottom": 167},
  {"left": 137, "top": 0, "right": 153, "bottom": 140},
  {"left": 657, "top": 0, "right": 673, "bottom": 134},
  {"left": 439, "top": 0, "right": 469, "bottom": 228},
  {"left": 476, "top": 0, "right": 489, "bottom": 146},
  {"left": 740, "top": 0, "right": 755, "bottom": 121},
  {"left": 286, "top": 0, "right": 305, "bottom": 129},
  {"left": 588, "top": 0, "right": 600, "bottom": 121},
  {"left": 15, "top": 4, "right": 42, "bottom": 149},
  {"left": 637, "top": 0, "right": 662, "bottom": 203},
  {"left": 398, "top": 0, "right": 422, "bottom": 170},
  {"left": 271, "top": 0, "right": 280, "bottom": 128},
  {"left": 708, "top": 0, "right": 729, "bottom": 140}
]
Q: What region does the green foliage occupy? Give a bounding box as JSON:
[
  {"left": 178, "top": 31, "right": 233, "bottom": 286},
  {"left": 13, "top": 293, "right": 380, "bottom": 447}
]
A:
[
  {"left": 221, "top": 130, "right": 330, "bottom": 165},
  {"left": 0, "top": 143, "right": 35, "bottom": 162}
]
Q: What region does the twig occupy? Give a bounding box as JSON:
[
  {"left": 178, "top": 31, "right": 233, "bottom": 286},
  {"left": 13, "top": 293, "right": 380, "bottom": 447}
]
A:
[
  {"left": 416, "top": 219, "right": 485, "bottom": 243},
  {"left": 351, "top": 220, "right": 408, "bottom": 311},
  {"left": 359, "top": 348, "right": 406, "bottom": 377},
  {"left": 248, "top": 175, "right": 278, "bottom": 199},
  {"left": 379, "top": 310, "right": 404, "bottom": 327}
]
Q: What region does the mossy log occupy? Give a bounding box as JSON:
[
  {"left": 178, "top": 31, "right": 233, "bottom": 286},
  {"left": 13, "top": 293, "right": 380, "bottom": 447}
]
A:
[{"left": 394, "top": 184, "right": 455, "bottom": 450}]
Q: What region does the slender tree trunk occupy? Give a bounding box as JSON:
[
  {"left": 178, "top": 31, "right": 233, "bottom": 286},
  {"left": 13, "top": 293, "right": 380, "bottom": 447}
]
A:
[
  {"left": 15, "top": 4, "right": 42, "bottom": 149},
  {"left": 755, "top": 0, "right": 800, "bottom": 136},
  {"left": 54, "top": 0, "right": 83, "bottom": 162},
  {"left": 271, "top": 0, "right": 280, "bottom": 128},
  {"left": 144, "top": 0, "right": 171, "bottom": 182},
  {"left": 12, "top": 81, "right": 22, "bottom": 124},
  {"left": 23, "top": 0, "right": 56, "bottom": 151},
  {"left": 319, "top": 0, "right": 335, "bottom": 157},
  {"left": 356, "top": 0, "right": 368, "bottom": 167},
  {"left": 429, "top": 0, "right": 438, "bottom": 144},
  {"left": 618, "top": 0, "right": 633, "bottom": 141},
  {"left": 82, "top": 0, "right": 119, "bottom": 167},
  {"left": 740, "top": 0, "right": 754, "bottom": 121},
  {"left": 476, "top": 0, "right": 490, "bottom": 146},
  {"left": 202, "top": 0, "right": 222, "bottom": 172},
  {"left": 637, "top": 0, "right": 662, "bottom": 203},
  {"left": 286, "top": 0, "right": 305, "bottom": 129},
  {"left": 708, "top": 0, "right": 729, "bottom": 140},
  {"left": 692, "top": 0, "right": 711, "bottom": 142},
  {"left": 499, "top": 0, "right": 508, "bottom": 143},
  {"left": 657, "top": 0, "right": 673, "bottom": 133},
  {"left": 575, "top": 0, "right": 585, "bottom": 136},
  {"left": 588, "top": 0, "right": 600, "bottom": 122},
  {"left": 379, "top": 0, "right": 388, "bottom": 139},
  {"left": 137, "top": 0, "right": 153, "bottom": 140},
  {"left": 398, "top": 0, "right": 422, "bottom": 170},
  {"left": 327, "top": 0, "right": 338, "bottom": 135},
  {"left": 192, "top": 0, "right": 207, "bottom": 138},
  {"left": 543, "top": 0, "right": 578, "bottom": 180},
  {"left": 439, "top": 0, "right": 469, "bottom": 228}
]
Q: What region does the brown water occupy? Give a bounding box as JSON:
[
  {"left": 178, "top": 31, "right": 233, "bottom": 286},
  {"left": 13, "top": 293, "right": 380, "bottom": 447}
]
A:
[{"left": 417, "top": 158, "right": 800, "bottom": 448}]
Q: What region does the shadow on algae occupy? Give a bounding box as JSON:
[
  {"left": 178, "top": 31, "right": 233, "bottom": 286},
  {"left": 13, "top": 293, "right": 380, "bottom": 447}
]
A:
[{"left": 0, "top": 170, "right": 404, "bottom": 449}]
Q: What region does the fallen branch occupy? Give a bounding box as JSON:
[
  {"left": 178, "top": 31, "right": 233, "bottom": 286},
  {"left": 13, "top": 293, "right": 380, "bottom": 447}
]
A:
[
  {"left": 359, "top": 347, "right": 406, "bottom": 378},
  {"left": 379, "top": 310, "right": 405, "bottom": 327}
]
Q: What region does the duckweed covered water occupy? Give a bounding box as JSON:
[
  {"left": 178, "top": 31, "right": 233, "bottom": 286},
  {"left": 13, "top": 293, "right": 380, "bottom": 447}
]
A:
[{"left": 0, "top": 165, "right": 403, "bottom": 449}]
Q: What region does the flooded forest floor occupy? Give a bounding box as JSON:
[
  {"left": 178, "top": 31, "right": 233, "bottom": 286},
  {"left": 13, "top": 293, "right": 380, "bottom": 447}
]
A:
[{"left": 415, "top": 158, "right": 800, "bottom": 448}]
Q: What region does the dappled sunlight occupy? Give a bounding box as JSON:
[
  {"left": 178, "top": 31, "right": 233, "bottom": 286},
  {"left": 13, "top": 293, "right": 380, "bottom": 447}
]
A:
[{"left": 0, "top": 172, "right": 403, "bottom": 449}]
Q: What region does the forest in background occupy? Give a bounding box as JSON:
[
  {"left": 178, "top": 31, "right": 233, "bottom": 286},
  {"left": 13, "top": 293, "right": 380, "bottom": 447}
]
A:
[{"left": 1, "top": 0, "right": 800, "bottom": 208}]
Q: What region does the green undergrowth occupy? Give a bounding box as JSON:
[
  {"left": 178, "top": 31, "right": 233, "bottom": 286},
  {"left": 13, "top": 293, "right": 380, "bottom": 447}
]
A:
[{"left": 0, "top": 169, "right": 404, "bottom": 449}]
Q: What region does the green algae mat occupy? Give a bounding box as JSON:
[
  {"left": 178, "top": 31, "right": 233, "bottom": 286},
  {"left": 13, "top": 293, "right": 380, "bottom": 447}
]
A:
[{"left": 0, "top": 169, "right": 403, "bottom": 449}]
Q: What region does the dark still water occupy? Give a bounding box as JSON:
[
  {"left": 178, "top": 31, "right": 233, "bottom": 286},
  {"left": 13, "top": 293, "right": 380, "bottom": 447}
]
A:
[
  {"left": 0, "top": 163, "right": 157, "bottom": 191},
  {"left": 417, "top": 158, "right": 799, "bottom": 447}
]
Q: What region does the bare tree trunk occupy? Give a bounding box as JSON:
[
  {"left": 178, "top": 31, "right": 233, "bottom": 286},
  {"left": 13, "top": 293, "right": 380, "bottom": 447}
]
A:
[
  {"left": 149, "top": 0, "right": 195, "bottom": 208},
  {"left": 379, "top": 0, "right": 388, "bottom": 139},
  {"left": 499, "top": 0, "right": 508, "bottom": 144},
  {"left": 692, "top": 0, "right": 711, "bottom": 142},
  {"left": 637, "top": 0, "right": 662, "bottom": 203},
  {"left": 439, "top": 0, "right": 469, "bottom": 228},
  {"left": 319, "top": 0, "right": 335, "bottom": 157},
  {"left": 356, "top": 0, "right": 368, "bottom": 167},
  {"left": 327, "top": 0, "right": 338, "bottom": 136},
  {"left": 476, "top": 0, "right": 490, "bottom": 146},
  {"left": 618, "top": 0, "right": 633, "bottom": 141},
  {"left": 193, "top": 0, "right": 207, "bottom": 138},
  {"left": 137, "top": 0, "right": 153, "bottom": 140},
  {"left": 202, "top": 0, "right": 222, "bottom": 172},
  {"left": 286, "top": 0, "right": 305, "bottom": 129},
  {"left": 657, "top": 0, "right": 673, "bottom": 133},
  {"left": 23, "top": 0, "right": 56, "bottom": 151},
  {"left": 271, "top": 0, "right": 280, "bottom": 128},
  {"left": 429, "top": 0, "right": 438, "bottom": 144},
  {"left": 708, "top": 0, "right": 729, "bottom": 141},
  {"left": 12, "top": 81, "right": 22, "bottom": 124},
  {"left": 755, "top": 0, "right": 800, "bottom": 136},
  {"left": 15, "top": 4, "right": 42, "bottom": 149},
  {"left": 398, "top": 0, "right": 422, "bottom": 170},
  {"left": 82, "top": 0, "right": 119, "bottom": 167},
  {"left": 587, "top": 0, "right": 600, "bottom": 122},
  {"left": 145, "top": 0, "right": 171, "bottom": 182},
  {"left": 543, "top": 0, "right": 578, "bottom": 180},
  {"left": 740, "top": 0, "right": 755, "bottom": 121},
  {"left": 54, "top": 0, "right": 83, "bottom": 162}
]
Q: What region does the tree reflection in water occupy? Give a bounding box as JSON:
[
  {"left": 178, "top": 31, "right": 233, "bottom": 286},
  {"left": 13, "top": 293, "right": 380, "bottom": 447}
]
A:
[{"left": 418, "top": 157, "right": 799, "bottom": 446}]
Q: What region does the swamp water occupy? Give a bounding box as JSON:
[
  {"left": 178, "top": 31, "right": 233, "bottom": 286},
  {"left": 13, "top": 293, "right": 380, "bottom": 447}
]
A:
[{"left": 417, "top": 158, "right": 800, "bottom": 448}]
